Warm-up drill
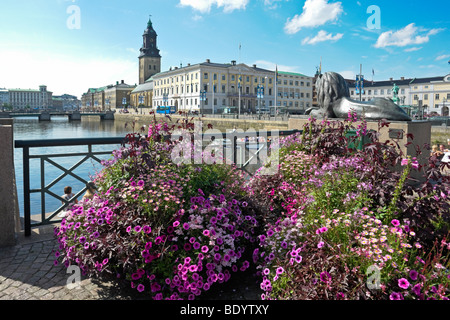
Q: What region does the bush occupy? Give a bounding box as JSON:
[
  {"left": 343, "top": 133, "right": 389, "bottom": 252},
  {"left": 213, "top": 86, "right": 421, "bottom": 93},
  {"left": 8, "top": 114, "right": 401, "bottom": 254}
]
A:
[{"left": 54, "top": 113, "right": 449, "bottom": 300}]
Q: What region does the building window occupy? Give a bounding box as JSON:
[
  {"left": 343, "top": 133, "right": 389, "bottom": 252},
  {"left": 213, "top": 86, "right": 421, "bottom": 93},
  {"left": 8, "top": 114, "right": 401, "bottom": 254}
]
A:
[
  {"left": 204, "top": 73, "right": 208, "bottom": 80},
  {"left": 436, "top": 94, "right": 440, "bottom": 100},
  {"left": 424, "top": 94, "right": 428, "bottom": 100}
]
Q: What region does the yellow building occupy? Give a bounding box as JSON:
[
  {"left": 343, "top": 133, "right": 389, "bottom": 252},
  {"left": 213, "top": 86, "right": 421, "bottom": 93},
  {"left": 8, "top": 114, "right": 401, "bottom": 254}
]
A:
[
  {"left": 130, "top": 79, "right": 153, "bottom": 109},
  {"left": 152, "top": 59, "right": 277, "bottom": 114},
  {"left": 432, "top": 74, "right": 450, "bottom": 116}
]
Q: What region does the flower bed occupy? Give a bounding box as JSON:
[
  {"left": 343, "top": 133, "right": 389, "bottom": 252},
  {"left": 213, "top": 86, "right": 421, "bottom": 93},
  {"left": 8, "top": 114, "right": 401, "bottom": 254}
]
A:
[{"left": 54, "top": 112, "right": 449, "bottom": 300}]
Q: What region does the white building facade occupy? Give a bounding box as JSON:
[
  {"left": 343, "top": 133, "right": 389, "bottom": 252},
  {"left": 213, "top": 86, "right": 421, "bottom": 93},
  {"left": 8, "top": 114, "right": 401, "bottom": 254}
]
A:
[{"left": 151, "top": 59, "right": 312, "bottom": 115}]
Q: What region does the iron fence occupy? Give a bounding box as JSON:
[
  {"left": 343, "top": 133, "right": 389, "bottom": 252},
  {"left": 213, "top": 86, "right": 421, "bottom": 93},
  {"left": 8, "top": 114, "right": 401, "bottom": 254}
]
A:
[{"left": 15, "top": 129, "right": 301, "bottom": 236}]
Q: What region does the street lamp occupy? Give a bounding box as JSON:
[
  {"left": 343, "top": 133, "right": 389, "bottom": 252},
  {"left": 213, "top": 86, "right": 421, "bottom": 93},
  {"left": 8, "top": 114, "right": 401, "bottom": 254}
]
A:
[
  {"left": 443, "top": 98, "right": 447, "bottom": 117},
  {"left": 163, "top": 93, "right": 168, "bottom": 113},
  {"left": 200, "top": 90, "right": 206, "bottom": 116},
  {"left": 139, "top": 95, "right": 144, "bottom": 114},
  {"left": 257, "top": 83, "right": 264, "bottom": 119}
]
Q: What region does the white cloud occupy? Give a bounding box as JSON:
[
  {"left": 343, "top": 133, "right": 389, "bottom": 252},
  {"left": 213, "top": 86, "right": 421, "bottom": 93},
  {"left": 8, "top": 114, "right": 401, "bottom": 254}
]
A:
[
  {"left": 0, "top": 49, "right": 137, "bottom": 97},
  {"left": 264, "top": 0, "right": 284, "bottom": 9},
  {"left": 339, "top": 70, "right": 356, "bottom": 80},
  {"left": 302, "top": 30, "right": 343, "bottom": 45},
  {"left": 436, "top": 54, "right": 450, "bottom": 61},
  {"left": 404, "top": 47, "right": 422, "bottom": 52},
  {"left": 253, "top": 60, "right": 302, "bottom": 73},
  {"left": 178, "top": 0, "right": 249, "bottom": 13},
  {"left": 374, "top": 23, "right": 444, "bottom": 48},
  {"left": 284, "top": 0, "right": 343, "bottom": 34}
]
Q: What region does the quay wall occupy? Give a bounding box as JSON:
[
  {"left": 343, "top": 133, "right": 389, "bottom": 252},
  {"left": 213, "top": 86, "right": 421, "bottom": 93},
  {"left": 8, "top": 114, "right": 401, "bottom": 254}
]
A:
[{"left": 114, "top": 113, "right": 289, "bottom": 132}]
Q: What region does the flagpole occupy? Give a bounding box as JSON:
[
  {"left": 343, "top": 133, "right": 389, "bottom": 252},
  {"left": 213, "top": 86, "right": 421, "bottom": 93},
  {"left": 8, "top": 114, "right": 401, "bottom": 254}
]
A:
[{"left": 238, "top": 43, "right": 241, "bottom": 119}]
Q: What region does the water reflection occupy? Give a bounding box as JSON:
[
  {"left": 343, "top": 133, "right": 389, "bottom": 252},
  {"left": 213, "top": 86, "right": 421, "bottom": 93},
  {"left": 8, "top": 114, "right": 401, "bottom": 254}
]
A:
[{"left": 13, "top": 117, "right": 134, "bottom": 217}]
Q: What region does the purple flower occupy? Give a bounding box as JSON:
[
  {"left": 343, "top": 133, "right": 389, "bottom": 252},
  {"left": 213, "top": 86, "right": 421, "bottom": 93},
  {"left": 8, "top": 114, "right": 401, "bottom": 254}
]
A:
[
  {"left": 401, "top": 158, "right": 409, "bottom": 166},
  {"left": 389, "top": 292, "right": 404, "bottom": 300},
  {"left": 320, "top": 271, "right": 331, "bottom": 283},
  {"left": 412, "top": 284, "right": 421, "bottom": 296},
  {"left": 317, "top": 241, "right": 324, "bottom": 248},
  {"left": 409, "top": 270, "right": 418, "bottom": 281},
  {"left": 398, "top": 278, "right": 410, "bottom": 290},
  {"left": 134, "top": 226, "right": 142, "bottom": 233},
  {"left": 183, "top": 223, "right": 190, "bottom": 230},
  {"left": 143, "top": 226, "right": 152, "bottom": 234},
  {"left": 201, "top": 245, "right": 209, "bottom": 253},
  {"left": 391, "top": 219, "right": 400, "bottom": 227},
  {"left": 276, "top": 267, "right": 284, "bottom": 275}
]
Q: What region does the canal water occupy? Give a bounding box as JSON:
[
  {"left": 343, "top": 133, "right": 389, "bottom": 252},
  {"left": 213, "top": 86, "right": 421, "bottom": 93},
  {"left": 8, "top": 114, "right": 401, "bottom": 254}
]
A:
[{"left": 13, "top": 117, "right": 138, "bottom": 217}]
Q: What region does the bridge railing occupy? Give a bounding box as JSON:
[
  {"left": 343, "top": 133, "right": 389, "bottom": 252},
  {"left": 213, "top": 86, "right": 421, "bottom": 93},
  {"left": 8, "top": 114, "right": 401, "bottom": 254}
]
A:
[{"left": 14, "top": 129, "right": 301, "bottom": 236}]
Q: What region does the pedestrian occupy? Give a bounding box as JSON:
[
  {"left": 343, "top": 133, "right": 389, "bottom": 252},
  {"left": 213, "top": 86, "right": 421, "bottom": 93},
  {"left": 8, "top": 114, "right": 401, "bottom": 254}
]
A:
[
  {"left": 58, "top": 186, "right": 78, "bottom": 218},
  {"left": 83, "top": 181, "right": 97, "bottom": 201}
]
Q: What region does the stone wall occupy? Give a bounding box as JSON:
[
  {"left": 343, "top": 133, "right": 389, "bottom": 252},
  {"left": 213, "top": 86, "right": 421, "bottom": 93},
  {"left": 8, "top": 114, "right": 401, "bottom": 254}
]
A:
[
  {"left": 0, "top": 119, "right": 19, "bottom": 247},
  {"left": 114, "top": 113, "right": 289, "bottom": 132}
]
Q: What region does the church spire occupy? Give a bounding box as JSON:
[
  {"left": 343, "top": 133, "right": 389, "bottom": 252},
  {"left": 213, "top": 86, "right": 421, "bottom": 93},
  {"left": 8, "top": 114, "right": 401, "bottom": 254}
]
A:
[
  {"left": 147, "top": 15, "right": 153, "bottom": 29},
  {"left": 139, "top": 15, "right": 160, "bottom": 58}
]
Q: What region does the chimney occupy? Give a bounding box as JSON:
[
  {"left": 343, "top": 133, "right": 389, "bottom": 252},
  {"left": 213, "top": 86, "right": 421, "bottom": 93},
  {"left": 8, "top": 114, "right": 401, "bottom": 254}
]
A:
[
  {"left": 253, "top": 64, "right": 257, "bottom": 68},
  {"left": 121, "top": 80, "right": 124, "bottom": 84},
  {"left": 206, "top": 59, "right": 210, "bottom": 63},
  {"left": 401, "top": 77, "right": 405, "bottom": 80},
  {"left": 231, "top": 60, "right": 236, "bottom": 66},
  {"left": 390, "top": 78, "right": 393, "bottom": 81}
]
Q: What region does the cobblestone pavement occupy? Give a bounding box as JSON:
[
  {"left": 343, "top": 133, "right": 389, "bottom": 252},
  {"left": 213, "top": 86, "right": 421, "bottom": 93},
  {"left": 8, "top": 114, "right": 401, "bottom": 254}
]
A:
[{"left": 0, "top": 225, "right": 262, "bottom": 300}]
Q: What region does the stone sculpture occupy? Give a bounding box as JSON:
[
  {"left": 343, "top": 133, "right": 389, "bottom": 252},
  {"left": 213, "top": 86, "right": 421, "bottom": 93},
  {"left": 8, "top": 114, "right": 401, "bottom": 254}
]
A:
[{"left": 307, "top": 72, "right": 411, "bottom": 121}]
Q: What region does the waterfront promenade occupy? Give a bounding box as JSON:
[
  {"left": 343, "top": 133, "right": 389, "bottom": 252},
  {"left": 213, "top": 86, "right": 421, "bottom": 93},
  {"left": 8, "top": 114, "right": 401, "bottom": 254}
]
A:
[{"left": 0, "top": 223, "right": 132, "bottom": 300}]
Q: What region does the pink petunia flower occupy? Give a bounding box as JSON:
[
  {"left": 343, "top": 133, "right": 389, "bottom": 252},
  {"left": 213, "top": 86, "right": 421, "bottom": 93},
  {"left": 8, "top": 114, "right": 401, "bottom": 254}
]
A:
[{"left": 398, "top": 278, "right": 410, "bottom": 290}]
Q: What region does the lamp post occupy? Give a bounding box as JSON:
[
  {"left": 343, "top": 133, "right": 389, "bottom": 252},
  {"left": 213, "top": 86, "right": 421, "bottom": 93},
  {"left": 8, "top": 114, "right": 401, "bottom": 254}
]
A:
[
  {"left": 443, "top": 98, "right": 447, "bottom": 117},
  {"left": 356, "top": 65, "right": 364, "bottom": 102},
  {"left": 139, "top": 95, "right": 144, "bottom": 114},
  {"left": 257, "top": 83, "right": 264, "bottom": 119},
  {"left": 200, "top": 90, "right": 206, "bottom": 116},
  {"left": 163, "top": 93, "right": 168, "bottom": 113}
]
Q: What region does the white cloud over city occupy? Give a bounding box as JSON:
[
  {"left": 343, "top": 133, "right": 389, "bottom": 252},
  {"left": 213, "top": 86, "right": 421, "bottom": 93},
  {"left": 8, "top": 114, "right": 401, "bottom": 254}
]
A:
[
  {"left": 302, "top": 30, "right": 343, "bottom": 45},
  {"left": 284, "top": 0, "right": 343, "bottom": 34},
  {"left": 374, "top": 23, "right": 444, "bottom": 48},
  {"left": 178, "top": 0, "right": 249, "bottom": 13}
]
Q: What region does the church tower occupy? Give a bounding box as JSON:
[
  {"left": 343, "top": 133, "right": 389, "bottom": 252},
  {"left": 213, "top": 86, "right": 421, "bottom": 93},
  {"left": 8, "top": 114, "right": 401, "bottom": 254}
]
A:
[{"left": 139, "top": 16, "right": 161, "bottom": 84}]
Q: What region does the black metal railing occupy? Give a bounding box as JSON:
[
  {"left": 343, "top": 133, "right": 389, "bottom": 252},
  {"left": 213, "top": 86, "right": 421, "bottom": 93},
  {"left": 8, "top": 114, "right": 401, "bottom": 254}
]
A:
[{"left": 15, "top": 129, "right": 301, "bottom": 236}]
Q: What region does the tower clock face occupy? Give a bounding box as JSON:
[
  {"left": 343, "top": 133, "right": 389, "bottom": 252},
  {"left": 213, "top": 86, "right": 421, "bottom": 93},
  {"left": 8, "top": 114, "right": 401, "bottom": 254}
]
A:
[{"left": 150, "top": 38, "right": 154, "bottom": 42}]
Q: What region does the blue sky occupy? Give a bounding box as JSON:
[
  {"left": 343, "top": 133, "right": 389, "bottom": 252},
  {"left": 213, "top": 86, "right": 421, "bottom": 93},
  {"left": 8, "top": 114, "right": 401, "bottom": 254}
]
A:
[{"left": 0, "top": 0, "right": 449, "bottom": 97}]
